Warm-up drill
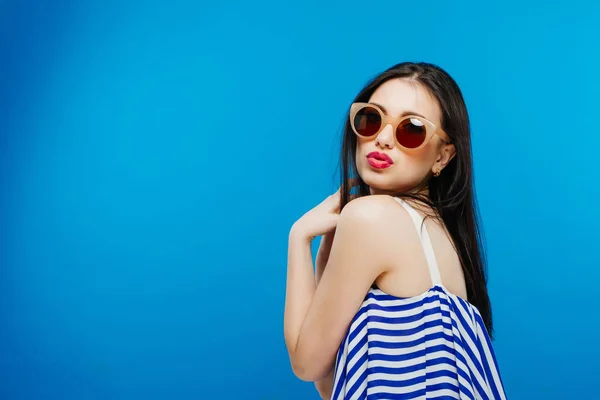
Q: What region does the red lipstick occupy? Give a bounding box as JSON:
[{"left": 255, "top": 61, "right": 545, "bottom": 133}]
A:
[{"left": 366, "top": 151, "right": 394, "bottom": 169}]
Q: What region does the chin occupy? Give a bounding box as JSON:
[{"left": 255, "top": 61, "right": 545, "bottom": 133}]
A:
[
  {"left": 359, "top": 169, "right": 414, "bottom": 195},
  {"left": 360, "top": 173, "right": 398, "bottom": 194}
]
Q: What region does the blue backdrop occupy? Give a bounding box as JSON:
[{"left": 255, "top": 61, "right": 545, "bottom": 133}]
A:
[{"left": 1, "top": 1, "right": 598, "bottom": 399}]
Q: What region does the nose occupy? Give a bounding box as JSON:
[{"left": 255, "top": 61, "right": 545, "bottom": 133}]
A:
[{"left": 375, "top": 123, "right": 395, "bottom": 149}]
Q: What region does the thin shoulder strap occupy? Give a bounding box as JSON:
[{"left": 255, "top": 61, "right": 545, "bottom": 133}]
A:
[{"left": 393, "top": 197, "right": 442, "bottom": 287}]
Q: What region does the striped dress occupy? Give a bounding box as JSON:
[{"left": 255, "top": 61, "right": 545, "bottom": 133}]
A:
[{"left": 331, "top": 198, "right": 507, "bottom": 400}]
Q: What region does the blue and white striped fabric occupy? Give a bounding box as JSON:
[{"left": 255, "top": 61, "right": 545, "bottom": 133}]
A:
[{"left": 331, "top": 198, "right": 507, "bottom": 400}]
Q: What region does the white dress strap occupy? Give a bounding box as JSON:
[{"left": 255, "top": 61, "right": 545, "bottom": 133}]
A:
[{"left": 393, "top": 197, "right": 443, "bottom": 287}]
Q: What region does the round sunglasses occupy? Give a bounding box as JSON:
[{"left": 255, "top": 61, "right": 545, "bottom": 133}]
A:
[{"left": 349, "top": 102, "right": 451, "bottom": 150}]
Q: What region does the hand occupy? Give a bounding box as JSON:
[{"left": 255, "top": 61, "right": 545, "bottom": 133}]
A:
[{"left": 291, "top": 180, "right": 357, "bottom": 242}]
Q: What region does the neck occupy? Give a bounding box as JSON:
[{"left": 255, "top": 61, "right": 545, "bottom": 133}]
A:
[{"left": 369, "top": 185, "right": 430, "bottom": 198}]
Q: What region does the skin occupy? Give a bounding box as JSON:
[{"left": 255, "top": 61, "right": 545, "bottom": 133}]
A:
[{"left": 283, "top": 78, "right": 468, "bottom": 396}]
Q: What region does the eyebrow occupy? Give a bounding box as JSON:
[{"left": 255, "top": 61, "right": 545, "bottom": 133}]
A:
[{"left": 370, "top": 102, "right": 428, "bottom": 119}]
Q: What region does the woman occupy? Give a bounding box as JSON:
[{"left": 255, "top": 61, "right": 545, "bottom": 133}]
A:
[{"left": 283, "top": 62, "right": 507, "bottom": 399}]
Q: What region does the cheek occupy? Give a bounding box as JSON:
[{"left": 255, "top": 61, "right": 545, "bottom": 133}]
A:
[
  {"left": 355, "top": 140, "right": 370, "bottom": 161},
  {"left": 393, "top": 153, "right": 430, "bottom": 176},
  {"left": 356, "top": 139, "right": 367, "bottom": 153},
  {"left": 401, "top": 145, "right": 439, "bottom": 173}
]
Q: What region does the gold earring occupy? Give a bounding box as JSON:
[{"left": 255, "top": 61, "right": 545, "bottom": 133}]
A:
[{"left": 433, "top": 169, "right": 441, "bottom": 177}]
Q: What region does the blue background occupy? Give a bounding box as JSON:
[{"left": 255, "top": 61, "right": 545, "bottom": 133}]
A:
[{"left": 1, "top": 1, "right": 599, "bottom": 399}]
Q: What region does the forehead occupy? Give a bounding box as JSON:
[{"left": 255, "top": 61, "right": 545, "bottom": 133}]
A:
[{"left": 368, "top": 79, "right": 441, "bottom": 125}]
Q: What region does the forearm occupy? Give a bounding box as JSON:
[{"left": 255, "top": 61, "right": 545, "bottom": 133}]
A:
[
  {"left": 284, "top": 228, "right": 317, "bottom": 358},
  {"left": 313, "top": 232, "right": 336, "bottom": 397}
]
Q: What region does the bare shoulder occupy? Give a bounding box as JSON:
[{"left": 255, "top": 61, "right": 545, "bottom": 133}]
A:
[
  {"left": 338, "top": 195, "right": 415, "bottom": 244},
  {"left": 341, "top": 194, "right": 410, "bottom": 218},
  {"left": 322, "top": 194, "right": 417, "bottom": 282}
]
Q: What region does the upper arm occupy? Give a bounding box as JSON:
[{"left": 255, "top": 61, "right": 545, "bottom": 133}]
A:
[{"left": 291, "top": 195, "right": 412, "bottom": 381}]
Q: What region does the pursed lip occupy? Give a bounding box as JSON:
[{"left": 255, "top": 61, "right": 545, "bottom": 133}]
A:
[{"left": 366, "top": 151, "right": 394, "bottom": 164}]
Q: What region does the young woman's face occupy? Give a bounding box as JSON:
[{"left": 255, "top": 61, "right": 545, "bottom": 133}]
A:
[{"left": 355, "top": 78, "right": 455, "bottom": 195}]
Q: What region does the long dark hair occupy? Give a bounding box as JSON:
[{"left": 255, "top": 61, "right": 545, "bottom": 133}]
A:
[{"left": 338, "top": 62, "right": 493, "bottom": 338}]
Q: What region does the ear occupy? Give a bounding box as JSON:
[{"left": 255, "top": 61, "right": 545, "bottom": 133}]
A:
[{"left": 432, "top": 143, "right": 456, "bottom": 173}]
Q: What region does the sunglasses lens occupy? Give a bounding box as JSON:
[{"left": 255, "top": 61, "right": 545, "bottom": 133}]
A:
[
  {"left": 396, "top": 117, "right": 427, "bottom": 149},
  {"left": 353, "top": 106, "right": 382, "bottom": 137}
]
